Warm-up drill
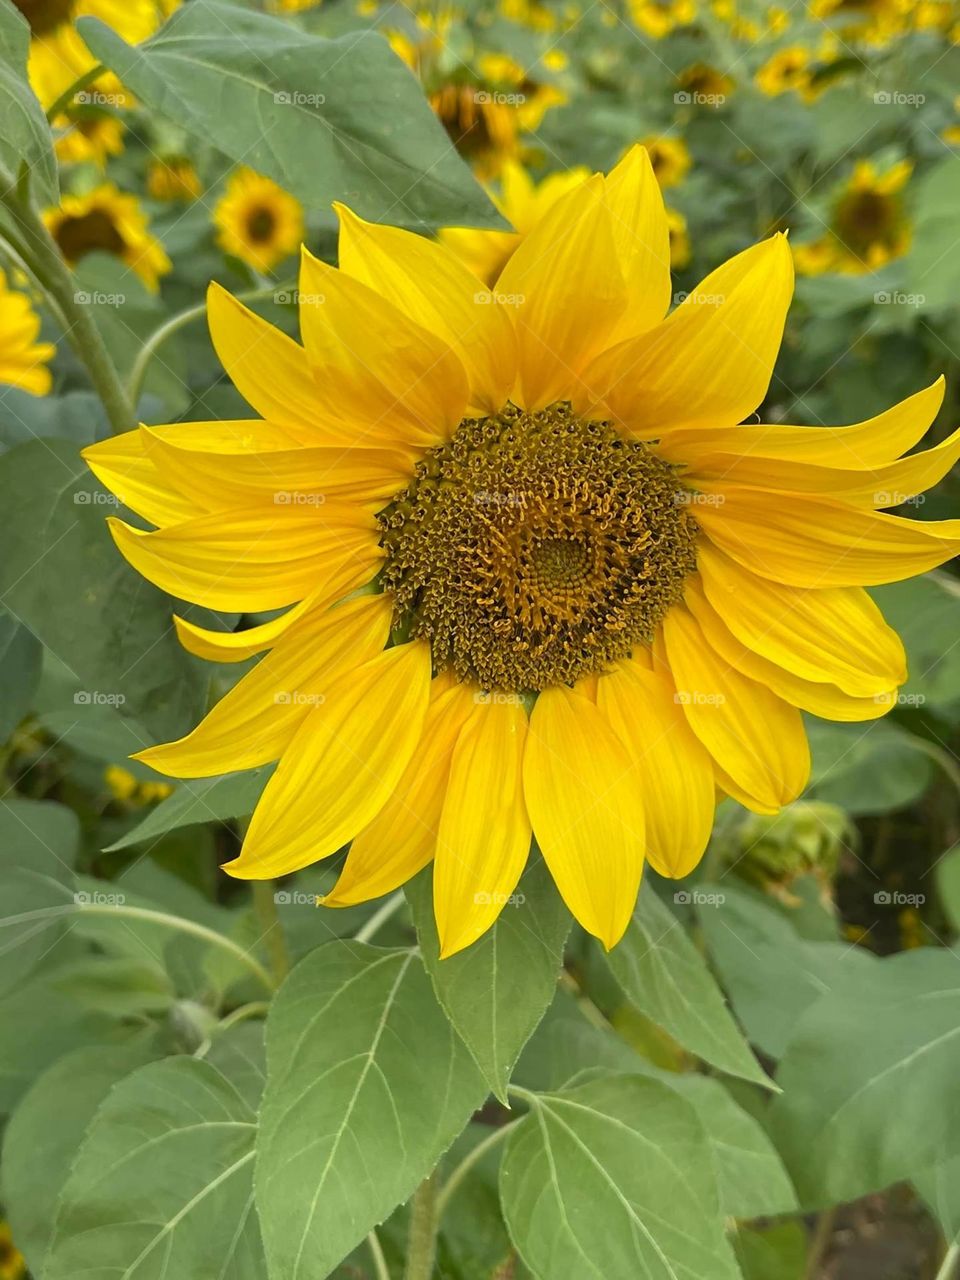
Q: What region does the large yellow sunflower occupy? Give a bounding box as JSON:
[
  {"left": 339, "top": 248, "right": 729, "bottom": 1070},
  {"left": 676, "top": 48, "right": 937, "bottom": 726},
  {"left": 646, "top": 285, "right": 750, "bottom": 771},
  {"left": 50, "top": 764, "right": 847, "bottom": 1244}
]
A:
[
  {"left": 44, "top": 183, "right": 171, "bottom": 292},
  {"left": 0, "top": 269, "right": 55, "bottom": 395},
  {"left": 84, "top": 147, "right": 960, "bottom": 958},
  {"left": 213, "top": 168, "right": 304, "bottom": 275}
]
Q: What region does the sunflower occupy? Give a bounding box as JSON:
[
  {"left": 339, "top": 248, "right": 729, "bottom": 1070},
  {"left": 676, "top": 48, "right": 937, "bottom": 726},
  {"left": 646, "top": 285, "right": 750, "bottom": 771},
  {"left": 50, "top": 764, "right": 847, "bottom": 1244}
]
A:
[
  {"left": 440, "top": 159, "right": 590, "bottom": 285},
  {"left": 629, "top": 0, "right": 698, "bottom": 37},
  {"left": 147, "top": 156, "right": 202, "bottom": 202},
  {"left": 213, "top": 168, "right": 304, "bottom": 275},
  {"left": 794, "top": 159, "right": 912, "bottom": 275},
  {"left": 676, "top": 63, "right": 735, "bottom": 104},
  {"left": 642, "top": 136, "right": 691, "bottom": 189},
  {"left": 84, "top": 146, "right": 960, "bottom": 957},
  {"left": 666, "top": 206, "right": 690, "bottom": 268},
  {"left": 44, "top": 183, "right": 171, "bottom": 292},
  {"left": 53, "top": 111, "right": 125, "bottom": 168},
  {"left": 755, "top": 46, "right": 814, "bottom": 97},
  {"left": 0, "top": 1222, "right": 25, "bottom": 1280},
  {"left": 0, "top": 269, "right": 55, "bottom": 395}
]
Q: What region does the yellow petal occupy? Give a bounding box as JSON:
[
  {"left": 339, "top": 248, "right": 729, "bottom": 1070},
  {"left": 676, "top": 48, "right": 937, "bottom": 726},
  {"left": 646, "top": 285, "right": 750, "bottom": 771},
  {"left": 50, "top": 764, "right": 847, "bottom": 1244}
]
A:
[
  {"left": 661, "top": 603, "right": 810, "bottom": 812},
  {"left": 602, "top": 144, "right": 672, "bottom": 343},
  {"left": 324, "top": 680, "right": 478, "bottom": 908},
  {"left": 598, "top": 659, "right": 714, "bottom": 879},
  {"left": 496, "top": 175, "right": 627, "bottom": 411},
  {"left": 141, "top": 425, "right": 412, "bottom": 512},
  {"left": 207, "top": 283, "right": 323, "bottom": 440},
  {"left": 696, "top": 540, "right": 905, "bottom": 696},
  {"left": 583, "top": 234, "right": 793, "bottom": 435},
  {"left": 135, "top": 594, "right": 393, "bottom": 777},
  {"left": 334, "top": 204, "right": 516, "bottom": 415},
  {"left": 82, "top": 431, "right": 196, "bottom": 527},
  {"left": 173, "top": 588, "right": 323, "bottom": 663},
  {"left": 434, "top": 694, "right": 532, "bottom": 957},
  {"left": 656, "top": 378, "right": 945, "bottom": 467},
  {"left": 107, "top": 504, "right": 382, "bottom": 612},
  {"left": 683, "top": 576, "right": 896, "bottom": 722},
  {"left": 297, "top": 246, "right": 469, "bottom": 448},
  {"left": 694, "top": 486, "right": 960, "bottom": 587},
  {"left": 225, "top": 641, "right": 432, "bottom": 879},
  {"left": 523, "top": 685, "right": 644, "bottom": 949}
]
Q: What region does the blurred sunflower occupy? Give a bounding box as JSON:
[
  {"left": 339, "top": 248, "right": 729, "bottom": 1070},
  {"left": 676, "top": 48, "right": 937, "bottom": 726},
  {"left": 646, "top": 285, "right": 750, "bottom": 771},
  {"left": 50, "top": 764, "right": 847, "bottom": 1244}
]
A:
[
  {"left": 44, "top": 183, "right": 171, "bottom": 292},
  {"left": 440, "top": 159, "right": 589, "bottom": 285},
  {"left": 53, "top": 111, "right": 125, "bottom": 168},
  {"left": 794, "top": 159, "right": 912, "bottom": 275},
  {"left": 810, "top": 0, "right": 908, "bottom": 41},
  {"left": 755, "top": 46, "right": 813, "bottom": 97},
  {"left": 85, "top": 146, "right": 960, "bottom": 956},
  {"left": 104, "top": 764, "right": 174, "bottom": 805},
  {"left": 0, "top": 269, "right": 55, "bottom": 395},
  {"left": 666, "top": 206, "right": 690, "bottom": 268},
  {"left": 148, "top": 156, "right": 202, "bottom": 202},
  {"left": 213, "top": 169, "right": 304, "bottom": 275},
  {"left": 629, "top": 0, "right": 697, "bottom": 37},
  {"left": 0, "top": 1221, "right": 25, "bottom": 1280},
  {"left": 642, "top": 136, "right": 691, "bottom": 188},
  {"left": 677, "top": 62, "right": 735, "bottom": 103},
  {"left": 429, "top": 71, "right": 564, "bottom": 179}
]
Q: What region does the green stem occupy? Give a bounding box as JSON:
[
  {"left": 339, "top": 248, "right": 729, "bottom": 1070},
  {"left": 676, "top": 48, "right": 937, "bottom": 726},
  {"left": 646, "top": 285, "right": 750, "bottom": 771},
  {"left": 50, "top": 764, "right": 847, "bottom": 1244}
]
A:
[
  {"left": 252, "top": 881, "right": 291, "bottom": 984},
  {"left": 126, "top": 280, "right": 292, "bottom": 405},
  {"left": 0, "top": 186, "right": 136, "bottom": 435},
  {"left": 193, "top": 1001, "right": 271, "bottom": 1059},
  {"left": 403, "top": 1173, "right": 439, "bottom": 1280},
  {"left": 45, "top": 64, "right": 107, "bottom": 124},
  {"left": 354, "top": 890, "right": 406, "bottom": 944},
  {"left": 435, "top": 1124, "right": 516, "bottom": 1219},
  {"left": 937, "top": 1243, "right": 960, "bottom": 1280},
  {"left": 803, "top": 1206, "right": 836, "bottom": 1280},
  {"left": 367, "top": 1230, "right": 391, "bottom": 1280}
]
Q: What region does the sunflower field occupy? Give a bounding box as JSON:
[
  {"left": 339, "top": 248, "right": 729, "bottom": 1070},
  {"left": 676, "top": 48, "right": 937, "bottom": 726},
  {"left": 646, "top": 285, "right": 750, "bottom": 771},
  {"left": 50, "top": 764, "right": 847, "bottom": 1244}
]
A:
[{"left": 2, "top": 0, "right": 960, "bottom": 1276}]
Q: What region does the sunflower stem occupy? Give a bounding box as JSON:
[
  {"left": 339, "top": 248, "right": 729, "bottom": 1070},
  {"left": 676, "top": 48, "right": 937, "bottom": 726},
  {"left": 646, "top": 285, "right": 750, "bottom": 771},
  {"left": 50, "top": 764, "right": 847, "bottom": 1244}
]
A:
[
  {"left": 126, "top": 280, "right": 294, "bottom": 405},
  {"left": 403, "top": 1172, "right": 439, "bottom": 1280},
  {"left": 354, "top": 890, "right": 406, "bottom": 944},
  {"left": 251, "top": 881, "right": 291, "bottom": 984},
  {"left": 0, "top": 183, "right": 136, "bottom": 436},
  {"left": 44, "top": 63, "right": 107, "bottom": 124},
  {"left": 434, "top": 1123, "right": 517, "bottom": 1220},
  {"left": 367, "top": 1230, "right": 391, "bottom": 1280}
]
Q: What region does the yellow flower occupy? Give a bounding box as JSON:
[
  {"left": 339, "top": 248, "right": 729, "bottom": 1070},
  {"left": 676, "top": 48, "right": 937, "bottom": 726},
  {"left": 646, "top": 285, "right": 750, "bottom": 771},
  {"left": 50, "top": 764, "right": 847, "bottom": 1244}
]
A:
[
  {"left": 642, "top": 136, "right": 692, "bottom": 189},
  {"left": 0, "top": 1221, "right": 25, "bottom": 1280},
  {"left": 666, "top": 206, "right": 690, "bottom": 268},
  {"left": 755, "top": 46, "right": 813, "bottom": 97},
  {"left": 676, "top": 63, "right": 735, "bottom": 104},
  {"left": 0, "top": 269, "right": 55, "bottom": 395},
  {"left": 629, "top": 0, "right": 698, "bottom": 37},
  {"left": 810, "top": 0, "right": 910, "bottom": 42},
  {"left": 85, "top": 147, "right": 960, "bottom": 957},
  {"left": 796, "top": 159, "right": 912, "bottom": 275},
  {"left": 213, "top": 169, "right": 304, "bottom": 275},
  {"left": 148, "top": 157, "right": 202, "bottom": 202},
  {"left": 44, "top": 184, "right": 171, "bottom": 292},
  {"left": 53, "top": 111, "right": 125, "bottom": 168},
  {"left": 499, "top": 0, "right": 560, "bottom": 31},
  {"left": 429, "top": 77, "right": 564, "bottom": 180},
  {"left": 440, "top": 159, "right": 590, "bottom": 285},
  {"left": 105, "top": 764, "right": 174, "bottom": 804}
]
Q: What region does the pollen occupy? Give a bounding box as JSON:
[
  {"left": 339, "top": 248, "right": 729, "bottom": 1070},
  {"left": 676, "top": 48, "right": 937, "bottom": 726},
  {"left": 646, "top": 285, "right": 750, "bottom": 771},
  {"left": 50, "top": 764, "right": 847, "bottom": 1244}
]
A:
[{"left": 379, "top": 403, "right": 699, "bottom": 691}]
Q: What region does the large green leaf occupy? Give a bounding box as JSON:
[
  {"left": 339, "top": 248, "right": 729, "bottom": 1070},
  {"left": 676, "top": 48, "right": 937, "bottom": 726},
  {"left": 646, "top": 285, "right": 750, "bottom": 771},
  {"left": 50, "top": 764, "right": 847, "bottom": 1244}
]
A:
[
  {"left": 45, "top": 1057, "right": 266, "bottom": 1279},
  {"left": 871, "top": 575, "right": 960, "bottom": 718},
  {"left": 406, "top": 859, "right": 570, "bottom": 1102},
  {"left": 105, "top": 768, "right": 272, "bottom": 851},
  {"left": 500, "top": 1076, "right": 743, "bottom": 1280},
  {"left": 804, "top": 718, "right": 933, "bottom": 815},
  {"left": 80, "top": 1, "right": 503, "bottom": 231},
  {"left": 0, "top": 611, "right": 41, "bottom": 739},
  {"left": 256, "top": 942, "right": 486, "bottom": 1279},
  {"left": 769, "top": 948, "right": 960, "bottom": 1206},
  {"left": 0, "top": 438, "right": 207, "bottom": 741},
  {"left": 605, "top": 883, "right": 770, "bottom": 1087},
  {"left": 1, "top": 1042, "right": 159, "bottom": 1270},
  {"left": 0, "top": 796, "right": 78, "bottom": 881},
  {"left": 0, "top": 0, "right": 57, "bottom": 204},
  {"left": 696, "top": 883, "right": 877, "bottom": 1059}
]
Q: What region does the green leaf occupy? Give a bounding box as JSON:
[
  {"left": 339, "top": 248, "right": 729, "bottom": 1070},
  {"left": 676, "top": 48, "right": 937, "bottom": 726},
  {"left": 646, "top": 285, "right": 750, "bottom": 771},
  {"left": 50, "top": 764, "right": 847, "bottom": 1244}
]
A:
[
  {"left": 871, "top": 575, "right": 960, "bottom": 718},
  {"left": 500, "top": 1076, "right": 742, "bottom": 1280},
  {"left": 733, "top": 1223, "right": 807, "bottom": 1280},
  {"left": 804, "top": 717, "right": 933, "bottom": 815},
  {"left": 105, "top": 769, "right": 271, "bottom": 851},
  {"left": 769, "top": 948, "right": 960, "bottom": 1206},
  {"left": 406, "top": 860, "right": 571, "bottom": 1102},
  {"left": 696, "top": 882, "right": 877, "bottom": 1059},
  {"left": 45, "top": 1057, "right": 265, "bottom": 1280},
  {"left": 1, "top": 1042, "right": 159, "bottom": 1270},
  {"left": 0, "top": 438, "right": 207, "bottom": 741},
  {"left": 605, "top": 883, "right": 770, "bottom": 1087},
  {"left": 936, "top": 845, "right": 960, "bottom": 933},
  {"left": 0, "top": 611, "right": 41, "bottom": 739},
  {"left": 0, "top": 795, "right": 78, "bottom": 881},
  {"left": 256, "top": 942, "right": 486, "bottom": 1279},
  {"left": 79, "top": 1, "right": 503, "bottom": 231},
  {"left": 0, "top": 0, "right": 57, "bottom": 204}
]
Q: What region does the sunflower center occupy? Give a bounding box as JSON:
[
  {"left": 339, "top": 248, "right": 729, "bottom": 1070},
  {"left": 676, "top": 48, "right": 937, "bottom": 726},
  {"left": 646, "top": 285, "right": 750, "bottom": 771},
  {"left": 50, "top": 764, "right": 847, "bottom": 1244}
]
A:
[
  {"left": 13, "top": 0, "right": 75, "bottom": 37},
  {"left": 836, "top": 190, "right": 896, "bottom": 252},
  {"left": 52, "top": 209, "right": 125, "bottom": 265},
  {"left": 379, "top": 402, "right": 699, "bottom": 692},
  {"left": 246, "top": 206, "right": 277, "bottom": 244}
]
